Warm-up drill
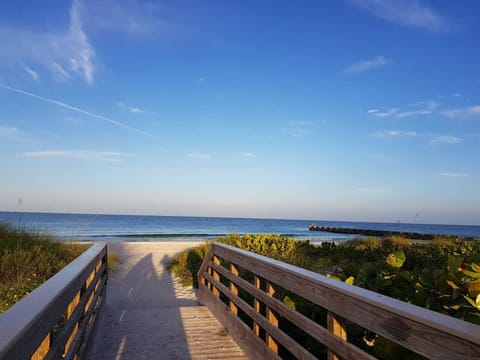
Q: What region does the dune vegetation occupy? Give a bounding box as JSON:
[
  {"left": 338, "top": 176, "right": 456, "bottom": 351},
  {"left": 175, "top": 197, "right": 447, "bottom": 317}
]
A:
[
  {"left": 169, "top": 234, "right": 480, "bottom": 358},
  {"left": 0, "top": 223, "right": 91, "bottom": 313},
  {"left": 169, "top": 233, "right": 480, "bottom": 323}
]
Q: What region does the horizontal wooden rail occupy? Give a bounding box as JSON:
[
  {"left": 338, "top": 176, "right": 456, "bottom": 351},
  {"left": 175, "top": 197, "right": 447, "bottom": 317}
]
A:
[
  {"left": 0, "top": 243, "right": 108, "bottom": 360},
  {"left": 198, "top": 243, "right": 480, "bottom": 360}
]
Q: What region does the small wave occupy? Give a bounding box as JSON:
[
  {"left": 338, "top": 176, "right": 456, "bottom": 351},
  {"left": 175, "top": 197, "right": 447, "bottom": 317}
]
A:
[{"left": 91, "top": 233, "right": 225, "bottom": 238}]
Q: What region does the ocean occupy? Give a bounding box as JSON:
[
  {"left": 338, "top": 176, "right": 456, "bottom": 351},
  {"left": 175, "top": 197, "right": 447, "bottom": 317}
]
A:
[{"left": 0, "top": 211, "right": 479, "bottom": 242}]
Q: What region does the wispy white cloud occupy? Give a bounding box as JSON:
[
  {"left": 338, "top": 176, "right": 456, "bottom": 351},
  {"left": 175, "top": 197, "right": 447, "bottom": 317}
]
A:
[
  {"left": 349, "top": 0, "right": 447, "bottom": 32},
  {"left": 130, "top": 107, "right": 144, "bottom": 114},
  {"left": 369, "top": 101, "right": 438, "bottom": 118},
  {"left": 241, "top": 152, "right": 256, "bottom": 157},
  {"left": 430, "top": 135, "right": 463, "bottom": 144},
  {"left": 0, "top": 125, "right": 31, "bottom": 142},
  {"left": 188, "top": 153, "right": 211, "bottom": 160},
  {"left": 79, "top": 0, "right": 172, "bottom": 37},
  {"left": 435, "top": 172, "right": 469, "bottom": 178},
  {"left": 0, "top": 0, "right": 94, "bottom": 84},
  {"left": 287, "top": 120, "right": 314, "bottom": 137},
  {"left": 52, "top": 63, "right": 72, "bottom": 82},
  {"left": 452, "top": 93, "right": 462, "bottom": 97},
  {"left": 354, "top": 187, "right": 392, "bottom": 193},
  {"left": 0, "top": 84, "right": 149, "bottom": 136},
  {"left": 441, "top": 105, "right": 480, "bottom": 118},
  {"left": 345, "top": 56, "right": 391, "bottom": 73},
  {"left": 22, "top": 150, "right": 133, "bottom": 162},
  {"left": 371, "top": 130, "right": 417, "bottom": 138},
  {"left": 0, "top": 126, "right": 19, "bottom": 137},
  {"left": 23, "top": 65, "right": 39, "bottom": 81}
]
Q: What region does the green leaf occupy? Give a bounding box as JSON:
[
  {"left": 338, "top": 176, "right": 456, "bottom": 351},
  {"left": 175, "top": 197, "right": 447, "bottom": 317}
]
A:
[
  {"left": 462, "top": 269, "right": 480, "bottom": 279},
  {"left": 471, "top": 262, "right": 480, "bottom": 273},
  {"left": 463, "top": 295, "right": 480, "bottom": 310},
  {"left": 399, "top": 271, "right": 414, "bottom": 282},
  {"left": 386, "top": 249, "right": 406, "bottom": 268}
]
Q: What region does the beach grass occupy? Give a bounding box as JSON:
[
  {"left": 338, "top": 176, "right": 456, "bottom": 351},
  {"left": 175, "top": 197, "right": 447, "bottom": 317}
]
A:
[{"left": 0, "top": 223, "right": 90, "bottom": 313}]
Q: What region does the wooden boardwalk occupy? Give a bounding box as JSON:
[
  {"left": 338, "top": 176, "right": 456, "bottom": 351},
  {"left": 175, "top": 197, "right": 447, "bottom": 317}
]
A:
[{"left": 85, "top": 242, "right": 247, "bottom": 360}]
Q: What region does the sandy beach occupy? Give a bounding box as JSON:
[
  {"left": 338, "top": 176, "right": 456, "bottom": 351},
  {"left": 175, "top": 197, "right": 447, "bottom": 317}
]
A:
[{"left": 86, "top": 241, "right": 247, "bottom": 360}]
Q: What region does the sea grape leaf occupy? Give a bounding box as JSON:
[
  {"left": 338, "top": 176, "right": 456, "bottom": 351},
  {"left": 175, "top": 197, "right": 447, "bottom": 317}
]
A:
[
  {"left": 345, "top": 276, "right": 355, "bottom": 285},
  {"left": 463, "top": 295, "right": 480, "bottom": 310},
  {"left": 399, "top": 270, "right": 414, "bottom": 283},
  {"left": 471, "top": 262, "right": 480, "bottom": 273},
  {"left": 462, "top": 269, "right": 480, "bottom": 279},
  {"left": 468, "top": 279, "right": 480, "bottom": 298},
  {"left": 386, "top": 249, "right": 406, "bottom": 268},
  {"left": 283, "top": 295, "right": 296, "bottom": 310}
]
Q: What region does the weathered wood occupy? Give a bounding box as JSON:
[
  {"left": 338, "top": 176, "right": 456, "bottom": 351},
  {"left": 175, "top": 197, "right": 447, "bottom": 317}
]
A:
[
  {"left": 65, "top": 291, "right": 81, "bottom": 355},
  {"left": 199, "top": 283, "right": 280, "bottom": 360},
  {"left": 45, "top": 265, "right": 107, "bottom": 360},
  {"left": 210, "top": 261, "right": 375, "bottom": 360},
  {"left": 210, "top": 243, "right": 480, "bottom": 360},
  {"left": 203, "top": 272, "right": 318, "bottom": 360},
  {"left": 197, "top": 245, "right": 214, "bottom": 287},
  {"left": 327, "top": 312, "right": 347, "bottom": 360},
  {"left": 230, "top": 263, "right": 239, "bottom": 315},
  {"left": 31, "top": 333, "right": 50, "bottom": 360},
  {"left": 266, "top": 282, "right": 279, "bottom": 354},
  {"left": 0, "top": 243, "right": 107, "bottom": 360},
  {"left": 179, "top": 306, "right": 249, "bottom": 360},
  {"left": 212, "top": 255, "right": 221, "bottom": 298},
  {"left": 253, "top": 275, "right": 263, "bottom": 337}
]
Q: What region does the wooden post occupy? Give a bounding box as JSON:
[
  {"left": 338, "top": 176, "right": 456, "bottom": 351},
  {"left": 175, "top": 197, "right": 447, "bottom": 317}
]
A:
[
  {"left": 64, "top": 291, "right": 81, "bottom": 356},
  {"left": 266, "top": 282, "right": 279, "bottom": 353},
  {"left": 253, "top": 276, "right": 266, "bottom": 339},
  {"left": 327, "top": 311, "right": 347, "bottom": 360},
  {"left": 31, "top": 332, "right": 51, "bottom": 360},
  {"left": 212, "top": 255, "right": 221, "bottom": 298},
  {"left": 229, "top": 263, "right": 239, "bottom": 315}
]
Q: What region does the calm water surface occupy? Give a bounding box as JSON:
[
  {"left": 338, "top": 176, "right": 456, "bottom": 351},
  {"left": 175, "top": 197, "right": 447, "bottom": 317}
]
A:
[{"left": 0, "top": 211, "right": 479, "bottom": 242}]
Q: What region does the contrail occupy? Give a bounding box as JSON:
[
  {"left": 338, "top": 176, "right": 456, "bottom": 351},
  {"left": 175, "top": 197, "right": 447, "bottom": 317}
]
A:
[{"left": 0, "top": 84, "right": 150, "bottom": 136}]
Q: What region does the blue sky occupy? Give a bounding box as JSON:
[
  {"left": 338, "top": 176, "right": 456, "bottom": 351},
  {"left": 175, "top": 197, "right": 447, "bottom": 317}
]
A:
[{"left": 0, "top": 0, "right": 479, "bottom": 225}]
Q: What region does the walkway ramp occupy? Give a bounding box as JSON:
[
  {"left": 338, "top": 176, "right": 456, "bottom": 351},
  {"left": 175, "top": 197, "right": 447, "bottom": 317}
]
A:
[{"left": 86, "top": 242, "right": 247, "bottom": 360}]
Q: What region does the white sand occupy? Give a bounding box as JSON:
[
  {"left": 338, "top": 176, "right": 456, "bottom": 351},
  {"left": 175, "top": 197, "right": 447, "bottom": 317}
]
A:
[{"left": 85, "top": 241, "right": 247, "bottom": 360}]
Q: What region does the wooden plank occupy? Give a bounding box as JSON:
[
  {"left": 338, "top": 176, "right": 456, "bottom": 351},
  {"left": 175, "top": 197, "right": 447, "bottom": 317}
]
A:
[
  {"left": 230, "top": 264, "right": 239, "bottom": 315},
  {"left": 266, "top": 282, "right": 279, "bottom": 354},
  {"left": 203, "top": 272, "right": 317, "bottom": 360},
  {"left": 197, "top": 245, "right": 213, "bottom": 287},
  {"left": 64, "top": 291, "right": 81, "bottom": 356},
  {"left": 212, "top": 255, "right": 221, "bottom": 298},
  {"left": 212, "top": 243, "right": 480, "bottom": 360},
  {"left": 253, "top": 276, "right": 263, "bottom": 337},
  {"left": 211, "top": 261, "right": 375, "bottom": 360},
  {"left": 0, "top": 243, "right": 107, "bottom": 359},
  {"left": 199, "top": 283, "right": 280, "bottom": 360},
  {"left": 45, "top": 264, "right": 107, "bottom": 360},
  {"left": 327, "top": 312, "right": 347, "bottom": 360},
  {"left": 31, "top": 333, "right": 50, "bottom": 360},
  {"left": 63, "top": 276, "right": 107, "bottom": 360}
]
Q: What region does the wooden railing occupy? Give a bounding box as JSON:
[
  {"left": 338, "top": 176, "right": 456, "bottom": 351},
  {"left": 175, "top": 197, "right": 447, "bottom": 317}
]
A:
[
  {"left": 0, "top": 243, "right": 108, "bottom": 360},
  {"left": 198, "top": 243, "right": 480, "bottom": 360}
]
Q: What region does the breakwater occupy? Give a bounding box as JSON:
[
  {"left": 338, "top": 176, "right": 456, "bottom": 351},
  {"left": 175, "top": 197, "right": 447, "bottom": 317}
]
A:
[{"left": 308, "top": 224, "right": 476, "bottom": 241}]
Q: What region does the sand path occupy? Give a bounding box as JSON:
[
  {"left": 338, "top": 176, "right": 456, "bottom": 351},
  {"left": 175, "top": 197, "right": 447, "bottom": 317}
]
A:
[{"left": 86, "top": 242, "right": 247, "bottom": 360}]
